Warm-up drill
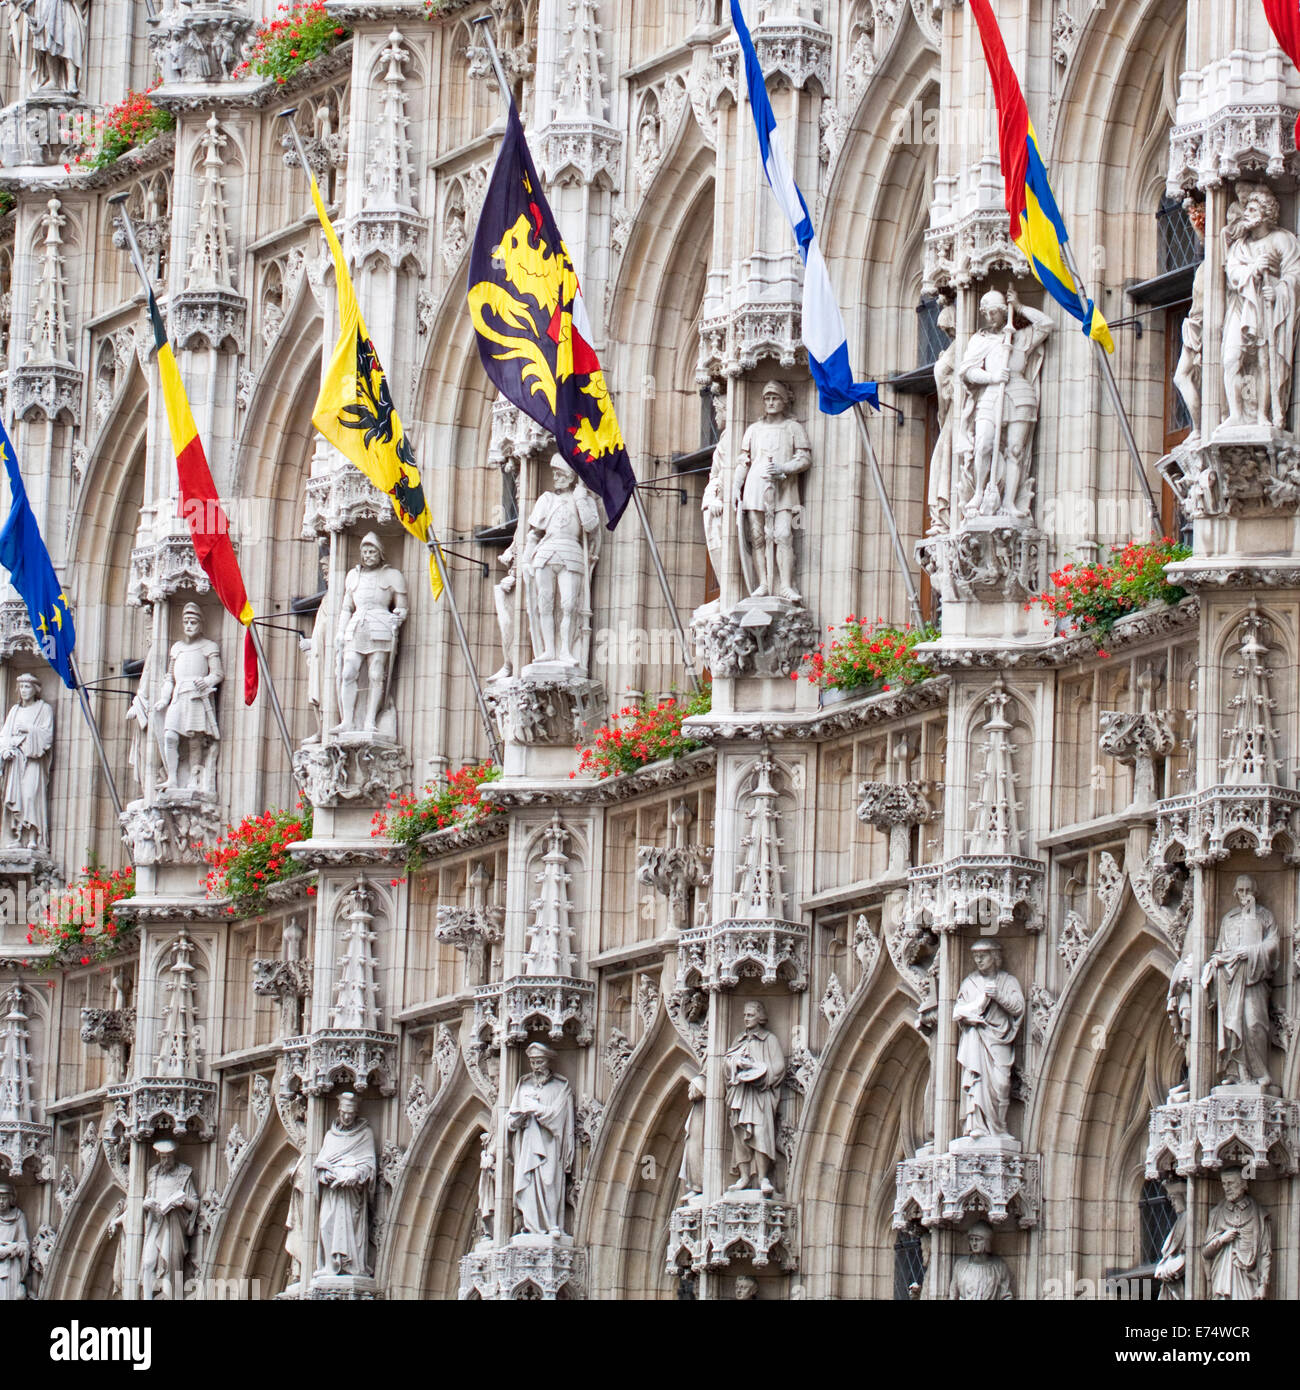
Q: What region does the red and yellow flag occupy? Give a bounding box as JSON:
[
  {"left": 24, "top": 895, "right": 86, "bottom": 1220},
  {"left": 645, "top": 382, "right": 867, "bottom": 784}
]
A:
[{"left": 147, "top": 290, "right": 259, "bottom": 704}]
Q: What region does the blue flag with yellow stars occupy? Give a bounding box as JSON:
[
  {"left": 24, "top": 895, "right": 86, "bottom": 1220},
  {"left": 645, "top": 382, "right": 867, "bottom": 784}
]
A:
[
  {"left": 468, "top": 100, "right": 637, "bottom": 527},
  {"left": 0, "top": 419, "right": 75, "bottom": 688}
]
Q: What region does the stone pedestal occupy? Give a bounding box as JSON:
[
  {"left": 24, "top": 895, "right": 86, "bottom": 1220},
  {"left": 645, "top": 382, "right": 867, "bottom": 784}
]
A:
[
  {"left": 458, "top": 1239, "right": 587, "bottom": 1300},
  {"left": 894, "top": 1149, "right": 1042, "bottom": 1229}
]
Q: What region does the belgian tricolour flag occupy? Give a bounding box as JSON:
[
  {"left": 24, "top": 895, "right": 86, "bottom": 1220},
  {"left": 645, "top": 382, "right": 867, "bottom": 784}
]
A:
[
  {"left": 147, "top": 291, "right": 259, "bottom": 703},
  {"left": 967, "top": 0, "right": 1114, "bottom": 352}
]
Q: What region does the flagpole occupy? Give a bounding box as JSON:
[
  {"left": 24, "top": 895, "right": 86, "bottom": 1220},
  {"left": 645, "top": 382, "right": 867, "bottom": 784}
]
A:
[
  {"left": 471, "top": 18, "right": 702, "bottom": 695},
  {"left": 277, "top": 109, "right": 505, "bottom": 766},
  {"left": 852, "top": 404, "right": 926, "bottom": 631},
  {"left": 68, "top": 652, "right": 125, "bottom": 822},
  {"left": 109, "top": 195, "right": 308, "bottom": 792},
  {"left": 1061, "top": 242, "right": 1163, "bottom": 535}
]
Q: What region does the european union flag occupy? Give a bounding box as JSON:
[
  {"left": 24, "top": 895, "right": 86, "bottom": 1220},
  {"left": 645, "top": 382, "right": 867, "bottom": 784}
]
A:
[{"left": 0, "top": 419, "right": 76, "bottom": 688}]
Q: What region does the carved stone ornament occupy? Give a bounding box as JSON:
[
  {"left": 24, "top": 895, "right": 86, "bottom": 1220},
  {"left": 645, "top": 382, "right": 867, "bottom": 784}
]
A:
[
  {"left": 301, "top": 464, "right": 393, "bottom": 538},
  {"left": 903, "top": 855, "right": 1046, "bottom": 934},
  {"left": 126, "top": 534, "right": 212, "bottom": 607},
  {"left": 107, "top": 1078, "right": 218, "bottom": 1142},
  {"left": 856, "top": 780, "right": 932, "bottom": 875},
  {"left": 636, "top": 799, "right": 712, "bottom": 932},
  {"left": 0, "top": 602, "right": 38, "bottom": 661},
  {"left": 435, "top": 904, "right": 504, "bottom": 983},
  {"left": 79, "top": 1006, "right": 136, "bottom": 1050},
  {"left": 664, "top": 985, "right": 709, "bottom": 1062},
  {"left": 1099, "top": 710, "right": 1177, "bottom": 811},
  {"left": 120, "top": 791, "right": 221, "bottom": 867},
  {"left": 9, "top": 359, "right": 82, "bottom": 425},
  {"left": 0, "top": 95, "right": 94, "bottom": 167},
  {"left": 666, "top": 1193, "right": 799, "bottom": 1273},
  {"left": 1167, "top": 102, "right": 1300, "bottom": 196},
  {"left": 1145, "top": 1094, "right": 1300, "bottom": 1179},
  {"left": 893, "top": 1151, "right": 1042, "bottom": 1230},
  {"left": 916, "top": 522, "right": 1044, "bottom": 605},
  {"left": 293, "top": 737, "right": 410, "bottom": 809},
  {"left": 923, "top": 210, "right": 1029, "bottom": 296},
  {"left": 483, "top": 675, "right": 603, "bottom": 746},
  {"left": 0, "top": 985, "right": 52, "bottom": 1180},
  {"left": 1159, "top": 429, "right": 1300, "bottom": 520},
  {"left": 1151, "top": 786, "right": 1300, "bottom": 868},
  {"left": 169, "top": 289, "right": 246, "bottom": 353},
  {"left": 690, "top": 598, "right": 820, "bottom": 680},
  {"left": 352, "top": 208, "right": 429, "bottom": 275},
  {"left": 279, "top": 1030, "right": 398, "bottom": 1098},
  {"left": 149, "top": 2, "right": 255, "bottom": 85},
  {"left": 458, "top": 1242, "right": 587, "bottom": 1300},
  {"left": 751, "top": 16, "right": 830, "bottom": 93},
  {"left": 472, "top": 976, "right": 596, "bottom": 1047},
  {"left": 677, "top": 918, "right": 809, "bottom": 992}
]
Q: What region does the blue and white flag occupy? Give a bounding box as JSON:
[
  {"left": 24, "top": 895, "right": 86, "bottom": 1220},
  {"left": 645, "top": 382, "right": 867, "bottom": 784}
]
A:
[{"left": 730, "top": 0, "right": 878, "bottom": 415}]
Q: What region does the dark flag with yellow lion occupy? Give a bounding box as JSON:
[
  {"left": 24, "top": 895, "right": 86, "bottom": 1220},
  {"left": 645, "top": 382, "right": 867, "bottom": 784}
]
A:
[{"left": 468, "top": 101, "right": 637, "bottom": 528}]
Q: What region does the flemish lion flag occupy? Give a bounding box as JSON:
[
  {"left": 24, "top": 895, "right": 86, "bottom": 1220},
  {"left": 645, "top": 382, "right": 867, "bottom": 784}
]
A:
[
  {"left": 967, "top": 0, "right": 1114, "bottom": 352},
  {"left": 147, "top": 291, "right": 259, "bottom": 704},
  {"left": 309, "top": 177, "right": 442, "bottom": 599},
  {"left": 468, "top": 101, "right": 636, "bottom": 527}
]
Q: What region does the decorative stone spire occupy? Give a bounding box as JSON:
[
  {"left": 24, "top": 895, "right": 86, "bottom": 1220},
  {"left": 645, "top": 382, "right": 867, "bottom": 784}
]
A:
[
  {"left": 637, "top": 799, "right": 712, "bottom": 932},
  {"left": 524, "top": 814, "right": 577, "bottom": 976},
  {"left": 27, "top": 197, "right": 71, "bottom": 366},
  {"left": 556, "top": 0, "right": 607, "bottom": 122},
  {"left": 1221, "top": 610, "right": 1281, "bottom": 785},
  {"left": 0, "top": 984, "right": 35, "bottom": 1124},
  {"left": 733, "top": 750, "right": 787, "bottom": 919},
  {"left": 364, "top": 30, "right": 415, "bottom": 210},
  {"left": 154, "top": 934, "right": 201, "bottom": 1077},
  {"left": 330, "top": 878, "right": 381, "bottom": 1030},
  {"left": 968, "top": 682, "right": 1023, "bottom": 855},
  {"left": 187, "top": 114, "right": 235, "bottom": 292}
]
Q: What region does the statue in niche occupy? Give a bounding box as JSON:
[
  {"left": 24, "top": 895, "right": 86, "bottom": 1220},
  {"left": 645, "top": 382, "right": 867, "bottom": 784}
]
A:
[
  {"left": 1173, "top": 198, "right": 1206, "bottom": 444},
  {"left": 520, "top": 457, "right": 601, "bottom": 673},
  {"left": 957, "top": 287, "right": 1053, "bottom": 520},
  {"left": 1222, "top": 181, "right": 1300, "bottom": 430},
  {"left": 1166, "top": 951, "right": 1193, "bottom": 1051},
  {"left": 507, "top": 1042, "right": 575, "bottom": 1238},
  {"left": 490, "top": 541, "right": 517, "bottom": 681},
  {"left": 1154, "top": 1178, "right": 1187, "bottom": 1300},
  {"left": 155, "top": 603, "right": 222, "bottom": 795},
  {"left": 701, "top": 388, "right": 729, "bottom": 580},
  {"left": 723, "top": 1000, "right": 785, "bottom": 1197},
  {"left": 1203, "top": 1169, "right": 1271, "bottom": 1300},
  {"left": 952, "top": 940, "right": 1024, "bottom": 1149},
  {"left": 0, "top": 672, "right": 52, "bottom": 850},
  {"left": 139, "top": 1138, "right": 198, "bottom": 1301},
  {"left": 314, "top": 1092, "right": 377, "bottom": 1278},
  {"left": 678, "top": 1072, "right": 706, "bottom": 1201},
  {"left": 948, "top": 1221, "right": 1014, "bottom": 1300},
  {"left": 106, "top": 1198, "right": 126, "bottom": 1299},
  {"left": 477, "top": 1129, "right": 496, "bottom": 1242},
  {"left": 926, "top": 301, "right": 957, "bottom": 534},
  {"left": 733, "top": 1275, "right": 758, "bottom": 1300},
  {"left": 1201, "top": 874, "right": 1278, "bottom": 1089},
  {"left": 334, "top": 532, "right": 407, "bottom": 737},
  {"left": 0, "top": 1181, "right": 29, "bottom": 1300},
  {"left": 298, "top": 544, "right": 329, "bottom": 742},
  {"left": 13, "top": 0, "right": 86, "bottom": 94},
  {"left": 283, "top": 1153, "right": 306, "bottom": 1289},
  {"left": 732, "top": 381, "right": 811, "bottom": 604}
]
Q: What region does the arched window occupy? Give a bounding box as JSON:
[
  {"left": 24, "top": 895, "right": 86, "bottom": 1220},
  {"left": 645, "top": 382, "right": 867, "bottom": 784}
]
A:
[
  {"left": 1138, "top": 1178, "right": 1176, "bottom": 1266},
  {"left": 892, "top": 1225, "right": 925, "bottom": 1300}
]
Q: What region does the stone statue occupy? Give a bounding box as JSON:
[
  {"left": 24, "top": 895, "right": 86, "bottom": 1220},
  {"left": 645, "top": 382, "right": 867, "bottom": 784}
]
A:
[
  {"left": 723, "top": 1000, "right": 785, "bottom": 1197},
  {"left": 507, "top": 1041, "right": 575, "bottom": 1238},
  {"left": 155, "top": 602, "right": 222, "bottom": 795},
  {"left": 106, "top": 1198, "right": 126, "bottom": 1299},
  {"left": 952, "top": 940, "right": 1024, "bottom": 1148},
  {"left": 283, "top": 1153, "right": 306, "bottom": 1289},
  {"left": 1201, "top": 874, "right": 1278, "bottom": 1088},
  {"left": 335, "top": 532, "right": 407, "bottom": 736},
  {"left": 678, "top": 1072, "right": 706, "bottom": 1200},
  {"left": 477, "top": 1129, "right": 495, "bottom": 1242},
  {"left": 126, "top": 690, "right": 152, "bottom": 795},
  {"left": 948, "top": 1221, "right": 1014, "bottom": 1300},
  {"left": 0, "top": 672, "right": 53, "bottom": 850},
  {"left": 1166, "top": 951, "right": 1193, "bottom": 1050},
  {"left": 520, "top": 457, "right": 601, "bottom": 672},
  {"left": 926, "top": 301, "right": 957, "bottom": 534},
  {"left": 314, "top": 1092, "right": 377, "bottom": 1278},
  {"left": 298, "top": 545, "right": 329, "bottom": 742},
  {"left": 1154, "top": 1178, "right": 1187, "bottom": 1300},
  {"left": 139, "top": 1138, "right": 198, "bottom": 1301},
  {"left": 0, "top": 1181, "right": 29, "bottom": 1300},
  {"left": 957, "top": 287, "right": 1053, "bottom": 520},
  {"left": 1222, "top": 182, "right": 1300, "bottom": 429},
  {"left": 15, "top": 0, "right": 86, "bottom": 94},
  {"left": 490, "top": 541, "right": 517, "bottom": 681},
  {"left": 701, "top": 388, "right": 728, "bottom": 578},
  {"left": 732, "top": 381, "right": 811, "bottom": 603},
  {"left": 1203, "top": 1169, "right": 1270, "bottom": 1300},
  {"left": 733, "top": 1274, "right": 758, "bottom": 1300},
  {"left": 1173, "top": 199, "right": 1206, "bottom": 443}
]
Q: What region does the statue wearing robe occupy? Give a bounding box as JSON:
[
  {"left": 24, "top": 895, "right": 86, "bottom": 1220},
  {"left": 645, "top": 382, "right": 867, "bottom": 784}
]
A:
[
  {"left": 0, "top": 687, "right": 53, "bottom": 850},
  {"left": 1202, "top": 883, "right": 1278, "bottom": 1088},
  {"left": 507, "top": 1068, "right": 576, "bottom": 1236},
  {"left": 948, "top": 1251, "right": 1014, "bottom": 1300},
  {"left": 139, "top": 1157, "right": 198, "bottom": 1301},
  {"left": 953, "top": 960, "right": 1024, "bottom": 1145},
  {"left": 723, "top": 1018, "right": 786, "bottom": 1182},
  {"left": 0, "top": 1197, "right": 29, "bottom": 1300},
  {"left": 314, "top": 1114, "right": 377, "bottom": 1277},
  {"left": 1204, "top": 1179, "right": 1271, "bottom": 1301}
]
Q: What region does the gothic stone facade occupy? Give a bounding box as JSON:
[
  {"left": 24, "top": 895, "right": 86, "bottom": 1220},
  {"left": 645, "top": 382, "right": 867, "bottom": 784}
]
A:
[{"left": 0, "top": 0, "right": 1297, "bottom": 1302}]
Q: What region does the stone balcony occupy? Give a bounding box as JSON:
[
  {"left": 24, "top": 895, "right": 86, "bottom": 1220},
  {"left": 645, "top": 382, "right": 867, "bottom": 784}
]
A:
[
  {"left": 1150, "top": 785, "right": 1300, "bottom": 867},
  {"left": 279, "top": 1029, "right": 398, "bottom": 1097},
  {"left": 1145, "top": 1092, "right": 1300, "bottom": 1179},
  {"left": 904, "top": 855, "right": 1046, "bottom": 935},
  {"left": 0, "top": 1118, "right": 52, "bottom": 1180},
  {"left": 459, "top": 1239, "right": 587, "bottom": 1300},
  {"left": 107, "top": 1077, "right": 219, "bottom": 1142},
  {"left": 666, "top": 1193, "right": 799, "bottom": 1273},
  {"left": 473, "top": 976, "right": 596, "bottom": 1047}
]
